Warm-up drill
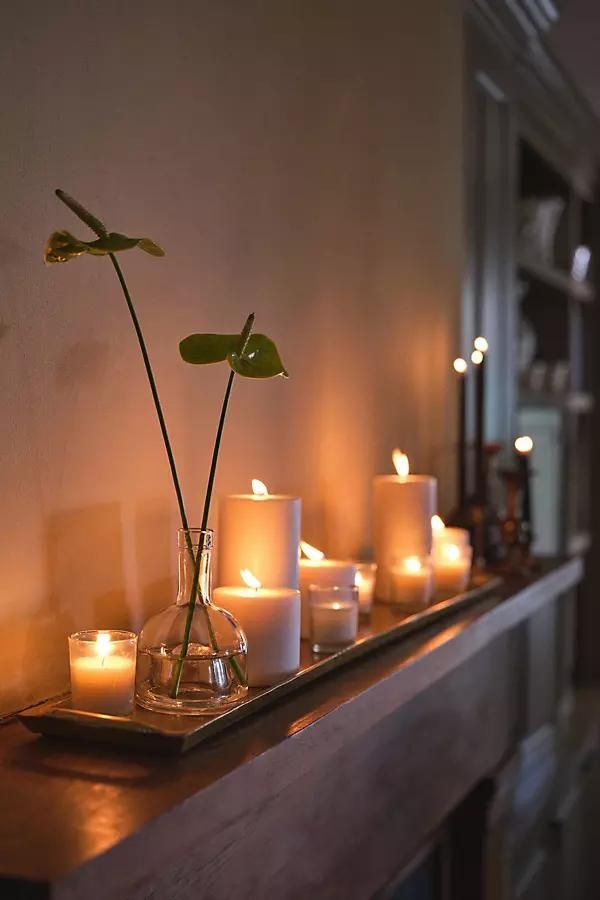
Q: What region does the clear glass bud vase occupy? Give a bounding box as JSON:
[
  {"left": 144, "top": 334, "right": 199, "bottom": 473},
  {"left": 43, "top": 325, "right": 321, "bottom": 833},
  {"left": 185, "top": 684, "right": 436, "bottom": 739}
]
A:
[{"left": 136, "top": 529, "right": 248, "bottom": 715}]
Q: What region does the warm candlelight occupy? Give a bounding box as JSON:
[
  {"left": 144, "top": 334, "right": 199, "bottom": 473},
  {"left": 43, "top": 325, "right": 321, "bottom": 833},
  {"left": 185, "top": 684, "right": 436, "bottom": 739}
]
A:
[
  {"left": 388, "top": 556, "right": 433, "bottom": 610},
  {"left": 213, "top": 570, "right": 300, "bottom": 687},
  {"left": 299, "top": 542, "right": 357, "bottom": 638},
  {"left": 218, "top": 479, "right": 301, "bottom": 590},
  {"left": 431, "top": 515, "right": 470, "bottom": 550},
  {"left": 69, "top": 630, "right": 137, "bottom": 715},
  {"left": 373, "top": 450, "right": 437, "bottom": 602},
  {"left": 309, "top": 585, "right": 359, "bottom": 653}
]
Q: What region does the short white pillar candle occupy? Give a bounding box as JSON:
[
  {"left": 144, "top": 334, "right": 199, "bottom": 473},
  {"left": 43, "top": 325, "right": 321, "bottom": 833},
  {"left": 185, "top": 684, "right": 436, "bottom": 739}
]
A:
[
  {"left": 373, "top": 450, "right": 437, "bottom": 602},
  {"left": 218, "top": 480, "right": 301, "bottom": 589},
  {"left": 213, "top": 571, "right": 300, "bottom": 687},
  {"left": 299, "top": 541, "right": 357, "bottom": 638},
  {"left": 309, "top": 585, "right": 359, "bottom": 653},
  {"left": 388, "top": 556, "right": 433, "bottom": 611},
  {"left": 68, "top": 630, "right": 137, "bottom": 715}
]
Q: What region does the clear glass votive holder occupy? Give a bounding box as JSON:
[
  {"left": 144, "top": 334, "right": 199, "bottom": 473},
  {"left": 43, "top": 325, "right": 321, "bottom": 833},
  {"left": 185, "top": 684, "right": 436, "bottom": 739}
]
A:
[
  {"left": 309, "top": 585, "right": 359, "bottom": 654},
  {"left": 68, "top": 629, "right": 138, "bottom": 716},
  {"left": 433, "top": 543, "right": 473, "bottom": 596},
  {"left": 354, "top": 563, "right": 377, "bottom": 617},
  {"left": 388, "top": 555, "right": 434, "bottom": 612}
]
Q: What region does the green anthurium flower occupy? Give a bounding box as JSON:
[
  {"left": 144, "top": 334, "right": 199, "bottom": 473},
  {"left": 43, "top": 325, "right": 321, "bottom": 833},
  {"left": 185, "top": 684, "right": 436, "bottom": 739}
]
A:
[
  {"left": 179, "top": 331, "right": 288, "bottom": 378},
  {"left": 44, "top": 229, "right": 164, "bottom": 264}
]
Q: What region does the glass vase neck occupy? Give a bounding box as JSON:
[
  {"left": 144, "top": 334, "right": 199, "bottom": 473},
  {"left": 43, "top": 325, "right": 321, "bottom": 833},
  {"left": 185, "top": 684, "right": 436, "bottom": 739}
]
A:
[{"left": 177, "top": 528, "right": 213, "bottom": 607}]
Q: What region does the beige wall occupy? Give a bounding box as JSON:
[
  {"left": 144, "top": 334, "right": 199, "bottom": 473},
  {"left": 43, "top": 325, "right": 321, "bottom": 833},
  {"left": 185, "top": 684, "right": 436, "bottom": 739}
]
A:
[{"left": 0, "top": 0, "right": 463, "bottom": 715}]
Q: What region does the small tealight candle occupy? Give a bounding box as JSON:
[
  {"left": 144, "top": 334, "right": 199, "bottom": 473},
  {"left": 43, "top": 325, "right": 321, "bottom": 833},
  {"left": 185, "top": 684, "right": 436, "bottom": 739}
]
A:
[
  {"left": 431, "top": 515, "right": 470, "bottom": 552},
  {"left": 299, "top": 541, "right": 357, "bottom": 639},
  {"left": 69, "top": 630, "right": 137, "bottom": 715},
  {"left": 309, "top": 585, "right": 359, "bottom": 653},
  {"left": 388, "top": 556, "right": 433, "bottom": 611},
  {"left": 355, "top": 563, "right": 377, "bottom": 616},
  {"left": 213, "top": 570, "right": 300, "bottom": 687},
  {"left": 434, "top": 543, "right": 473, "bottom": 596}
]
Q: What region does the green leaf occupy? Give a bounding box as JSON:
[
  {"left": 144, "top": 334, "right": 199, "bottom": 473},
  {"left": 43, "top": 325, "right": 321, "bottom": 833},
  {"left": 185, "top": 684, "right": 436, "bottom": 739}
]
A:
[
  {"left": 228, "top": 334, "right": 288, "bottom": 378},
  {"left": 179, "top": 334, "right": 241, "bottom": 365},
  {"left": 44, "top": 230, "right": 165, "bottom": 263}
]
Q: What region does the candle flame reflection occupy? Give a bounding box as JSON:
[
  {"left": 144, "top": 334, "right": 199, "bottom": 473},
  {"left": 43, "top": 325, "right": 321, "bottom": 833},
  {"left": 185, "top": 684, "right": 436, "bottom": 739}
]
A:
[
  {"left": 240, "top": 569, "right": 262, "bottom": 591},
  {"left": 514, "top": 435, "right": 534, "bottom": 454},
  {"left": 252, "top": 479, "right": 269, "bottom": 496},
  {"left": 392, "top": 448, "right": 409, "bottom": 479},
  {"left": 300, "top": 540, "right": 325, "bottom": 561},
  {"left": 431, "top": 515, "right": 445, "bottom": 533}
]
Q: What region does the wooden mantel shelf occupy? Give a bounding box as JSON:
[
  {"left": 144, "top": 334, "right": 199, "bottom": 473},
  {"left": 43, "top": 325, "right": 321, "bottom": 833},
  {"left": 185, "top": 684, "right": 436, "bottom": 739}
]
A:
[{"left": 0, "top": 558, "right": 584, "bottom": 899}]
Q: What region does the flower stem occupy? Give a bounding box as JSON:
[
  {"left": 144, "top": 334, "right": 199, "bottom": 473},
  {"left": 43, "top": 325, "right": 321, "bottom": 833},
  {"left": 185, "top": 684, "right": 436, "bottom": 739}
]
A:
[
  {"left": 170, "top": 316, "right": 254, "bottom": 697},
  {"left": 108, "top": 255, "right": 192, "bottom": 532}
]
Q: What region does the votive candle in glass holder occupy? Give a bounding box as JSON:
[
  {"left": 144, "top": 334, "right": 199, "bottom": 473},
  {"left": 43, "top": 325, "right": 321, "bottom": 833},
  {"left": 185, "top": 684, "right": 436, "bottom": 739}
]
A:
[
  {"left": 434, "top": 543, "right": 473, "bottom": 596},
  {"left": 309, "top": 585, "right": 359, "bottom": 654},
  {"left": 355, "top": 563, "right": 377, "bottom": 616},
  {"left": 388, "top": 556, "right": 433, "bottom": 611},
  {"left": 69, "top": 630, "right": 137, "bottom": 715}
]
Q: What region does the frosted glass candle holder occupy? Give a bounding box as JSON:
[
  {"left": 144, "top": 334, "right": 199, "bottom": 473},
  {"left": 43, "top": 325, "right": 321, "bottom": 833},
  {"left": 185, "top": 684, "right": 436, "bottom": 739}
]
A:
[
  {"left": 69, "top": 630, "right": 137, "bottom": 716},
  {"left": 434, "top": 544, "right": 473, "bottom": 596},
  {"left": 355, "top": 563, "right": 377, "bottom": 616},
  {"left": 309, "top": 585, "right": 359, "bottom": 654},
  {"left": 388, "top": 556, "right": 433, "bottom": 611}
]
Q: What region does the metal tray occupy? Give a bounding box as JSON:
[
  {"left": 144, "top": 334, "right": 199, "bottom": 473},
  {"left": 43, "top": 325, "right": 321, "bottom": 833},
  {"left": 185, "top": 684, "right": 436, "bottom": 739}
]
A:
[{"left": 18, "top": 574, "right": 502, "bottom": 754}]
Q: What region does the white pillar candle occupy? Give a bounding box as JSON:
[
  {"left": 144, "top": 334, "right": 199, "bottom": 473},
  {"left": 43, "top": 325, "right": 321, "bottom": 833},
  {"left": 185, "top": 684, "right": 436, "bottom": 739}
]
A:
[
  {"left": 434, "top": 544, "right": 473, "bottom": 595},
  {"left": 68, "top": 630, "right": 137, "bottom": 715},
  {"left": 218, "top": 480, "right": 301, "bottom": 589},
  {"left": 299, "top": 542, "right": 357, "bottom": 638},
  {"left": 388, "top": 556, "right": 433, "bottom": 611},
  {"left": 213, "top": 572, "right": 300, "bottom": 687},
  {"left": 373, "top": 451, "right": 437, "bottom": 601},
  {"left": 309, "top": 586, "right": 359, "bottom": 652},
  {"left": 355, "top": 563, "right": 377, "bottom": 616}
]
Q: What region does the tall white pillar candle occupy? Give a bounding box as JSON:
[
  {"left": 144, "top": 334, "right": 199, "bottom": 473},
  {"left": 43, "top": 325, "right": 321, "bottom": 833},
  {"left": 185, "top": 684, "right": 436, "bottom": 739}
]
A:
[
  {"left": 218, "top": 481, "right": 301, "bottom": 589},
  {"left": 299, "top": 543, "right": 357, "bottom": 639},
  {"left": 373, "top": 451, "right": 437, "bottom": 602},
  {"left": 214, "top": 575, "right": 300, "bottom": 687}
]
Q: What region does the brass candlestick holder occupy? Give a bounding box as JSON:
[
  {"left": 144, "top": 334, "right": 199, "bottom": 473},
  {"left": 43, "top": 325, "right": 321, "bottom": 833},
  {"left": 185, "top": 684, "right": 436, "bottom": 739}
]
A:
[{"left": 497, "top": 469, "right": 534, "bottom": 574}]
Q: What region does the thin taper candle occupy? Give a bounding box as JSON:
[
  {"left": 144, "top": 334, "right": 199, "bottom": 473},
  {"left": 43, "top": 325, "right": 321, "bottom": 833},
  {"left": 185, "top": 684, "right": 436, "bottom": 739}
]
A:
[
  {"left": 453, "top": 358, "right": 468, "bottom": 507},
  {"left": 471, "top": 338, "right": 488, "bottom": 503}
]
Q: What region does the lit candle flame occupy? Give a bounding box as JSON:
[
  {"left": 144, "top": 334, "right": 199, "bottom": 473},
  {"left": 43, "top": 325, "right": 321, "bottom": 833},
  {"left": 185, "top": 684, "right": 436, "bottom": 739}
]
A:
[
  {"left": 474, "top": 336, "right": 488, "bottom": 354},
  {"left": 392, "top": 448, "right": 409, "bottom": 479},
  {"left": 431, "top": 514, "right": 445, "bottom": 534},
  {"left": 252, "top": 478, "right": 269, "bottom": 496},
  {"left": 514, "top": 435, "right": 533, "bottom": 455},
  {"left": 355, "top": 571, "right": 364, "bottom": 587},
  {"left": 240, "top": 568, "right": 262, "bottom": 590},
  {"left": 300, "top": 540, "right": 325, "bottom": 561},
  {"left": 453, "top": 357, "right": 467, "bottom": 374},
  {"left": 403, "top": 556, "right": 422, "bottom": 573},
  {"left": 442, "top": 544, "right": 461, "bottom": 562},
  {"left": 471, "top": 349, "right": 483, "bottom": 365},
  {"left": 96, "top": 632, "right": 111, "bottom": 660}
]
